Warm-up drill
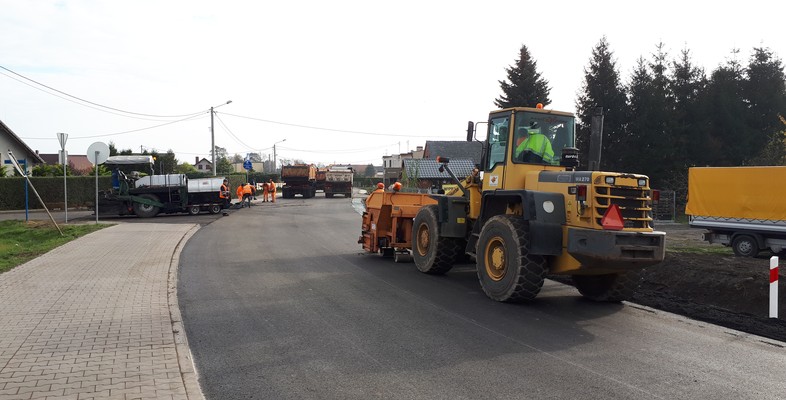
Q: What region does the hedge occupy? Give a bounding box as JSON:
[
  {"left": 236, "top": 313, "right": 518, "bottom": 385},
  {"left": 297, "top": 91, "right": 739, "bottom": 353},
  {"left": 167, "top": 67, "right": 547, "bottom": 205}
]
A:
[{"left": 0, "top": 177, "right": 113, "bottom": 210}]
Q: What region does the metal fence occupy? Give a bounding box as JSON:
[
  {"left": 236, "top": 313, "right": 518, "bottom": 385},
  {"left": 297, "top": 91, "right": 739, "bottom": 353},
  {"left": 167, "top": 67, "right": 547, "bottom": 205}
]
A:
[{"left": 652, "top": 189, "right": 676, "bottom": 222}]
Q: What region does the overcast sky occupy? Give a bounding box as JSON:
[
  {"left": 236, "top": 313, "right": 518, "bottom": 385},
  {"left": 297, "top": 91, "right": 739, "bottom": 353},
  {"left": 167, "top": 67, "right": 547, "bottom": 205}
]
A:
[{"left": 2, "top": 1, "right": 784, "bottom": 167}]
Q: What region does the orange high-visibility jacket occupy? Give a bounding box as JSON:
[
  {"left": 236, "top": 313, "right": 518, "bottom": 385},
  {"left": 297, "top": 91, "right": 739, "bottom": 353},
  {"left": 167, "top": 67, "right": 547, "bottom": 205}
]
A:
[
  {"left": 220, "top": 184, "right": 230, "bottom": 199},
  {"left": 236, "top": 185, "right": 244, "bottom": 199},
  {"left": 268, "top": 181, "right": 276, "bottom": 192},
  {"left": 243, "top": 184, "right": 253, "bottom": 195}
]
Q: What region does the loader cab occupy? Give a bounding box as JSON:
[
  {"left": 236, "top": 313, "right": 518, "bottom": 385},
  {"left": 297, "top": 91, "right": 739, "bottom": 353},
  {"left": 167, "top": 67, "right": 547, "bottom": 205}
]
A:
[{"left": 483, "top": 107, "right": 576, "bottom": 191}]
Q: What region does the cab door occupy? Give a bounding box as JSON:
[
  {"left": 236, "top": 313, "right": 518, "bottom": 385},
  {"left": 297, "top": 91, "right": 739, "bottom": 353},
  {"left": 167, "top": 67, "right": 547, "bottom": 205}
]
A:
[{"left": 482, "top": 112, "right": 512, "bottom": 192}]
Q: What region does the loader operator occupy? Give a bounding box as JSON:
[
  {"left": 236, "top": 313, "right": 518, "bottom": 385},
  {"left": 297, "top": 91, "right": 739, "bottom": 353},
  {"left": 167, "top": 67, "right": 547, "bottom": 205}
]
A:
[{"left": 514, "top": 122, "right": 555, "bottom": 165}]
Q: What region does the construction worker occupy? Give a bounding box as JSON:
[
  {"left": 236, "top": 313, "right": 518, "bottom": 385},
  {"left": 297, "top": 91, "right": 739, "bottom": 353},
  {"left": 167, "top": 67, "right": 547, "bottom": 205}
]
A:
[
  {"left": 514, "top": 122, "right": 555, "bottom": 165},
  {"left": 242, "top": 183, "right": 254, "bottom": 207},
  {"left": 219, "top": 179, "right": 231, "bottom": 209},
  {"left": 268, "top": 179, "right": 277, "bottom": 203},
  {"left": 262, "top": 181, "right": 269, "bottom": 202},
  {"left": 236, "top": 184, "right": 245, "bottom": 208},
  {"left": 366, "top": 182, "right": 385, "bottom": 206}
]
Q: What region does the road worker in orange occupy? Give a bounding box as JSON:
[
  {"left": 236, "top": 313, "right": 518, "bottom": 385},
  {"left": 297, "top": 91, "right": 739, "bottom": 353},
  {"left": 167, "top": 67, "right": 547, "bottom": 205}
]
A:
[
  {"left": 262, "top": 181, "right": 270, "bottom": 202},
  {"left": 366, "top": 182, "right": 385, "bottom": 206},
  {"left": 236, "top": 184, "right": 245, "bottom": 208},
  {"left": 219, "top": 179, "right": 231, "bottom": 209},
  {"left": 268, "top": 179, "right": 277, "bottom": 203},
  {"left": 242, "top": 183, "right": 254, "bottom": 207}
]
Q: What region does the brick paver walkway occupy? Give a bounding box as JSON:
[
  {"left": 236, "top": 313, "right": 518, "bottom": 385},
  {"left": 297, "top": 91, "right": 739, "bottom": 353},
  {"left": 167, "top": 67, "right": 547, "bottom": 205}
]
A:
[{"left": 0, "top": 223, "right": 201, "bottom": 400}]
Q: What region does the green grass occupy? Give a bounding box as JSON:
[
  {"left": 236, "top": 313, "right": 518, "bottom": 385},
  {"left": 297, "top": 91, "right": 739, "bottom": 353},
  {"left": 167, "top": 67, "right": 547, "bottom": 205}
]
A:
[
  {"left": 667, "top": 245, "right": 734, "bottom": 255},
  {"left": 0, "top": 220, "right": 109, "bottom": 273}
]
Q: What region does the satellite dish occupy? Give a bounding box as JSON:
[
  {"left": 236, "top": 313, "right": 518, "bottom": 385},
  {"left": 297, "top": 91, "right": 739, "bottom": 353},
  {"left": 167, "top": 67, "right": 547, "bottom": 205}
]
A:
[{"left": 86, "top": 142, "right": 110, "bottom": 165}]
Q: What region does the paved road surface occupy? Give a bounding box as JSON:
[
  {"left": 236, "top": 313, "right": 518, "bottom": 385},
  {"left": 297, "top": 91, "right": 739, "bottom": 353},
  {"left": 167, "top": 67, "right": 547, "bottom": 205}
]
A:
[{"left": 178, "top": 195, "right": 786, "bottom": 399}]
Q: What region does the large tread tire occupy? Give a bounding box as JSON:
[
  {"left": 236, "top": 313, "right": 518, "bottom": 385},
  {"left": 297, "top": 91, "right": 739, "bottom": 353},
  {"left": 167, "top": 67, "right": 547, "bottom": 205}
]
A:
[
  {"left": 573, "top": 271, "right": 642, "bottom": 302},
  {"left": 732, "top": 235, "right": 758, "bottom": 258},
  {"left": 412, "top": 205, "right": 462, "bottom": 275},
  {"left": 476, "top": 215, "right": 547, "bottom": 302},
  {"left": 133, "top": 194, "right": 160, "bottom": 218}
]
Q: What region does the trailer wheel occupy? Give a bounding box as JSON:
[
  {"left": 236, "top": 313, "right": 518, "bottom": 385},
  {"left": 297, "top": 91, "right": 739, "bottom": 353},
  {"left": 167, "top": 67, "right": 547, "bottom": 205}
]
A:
[
  {"left": 573, "top": 271, "right": 641, "bottom": 302},
  {"left": 133, "top": 194, "right": 160, "bottom": 218},
  {"left": 412, "top": 205, "right": 461, "bottom": 275},
  {"left": 188, "top": 205, "right": 201, "bottom": 215},
  {"left": 208, "top": 204, "right": 222, "bottom": 214},
  {"left": 732, "top": 235, "right": 758, "bottom": 257},
  {"left": 476, "top": 215, "right": 546, "bottom": 302}
]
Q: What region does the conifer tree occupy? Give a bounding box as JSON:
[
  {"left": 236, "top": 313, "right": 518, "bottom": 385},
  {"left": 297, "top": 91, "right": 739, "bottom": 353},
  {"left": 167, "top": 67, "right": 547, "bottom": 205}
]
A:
[
  {"left": 495, "top": 45, "right": 551, "bottom": 108},
  {"left": 575, "top": 37, "right": 628, "bottom": 171}
]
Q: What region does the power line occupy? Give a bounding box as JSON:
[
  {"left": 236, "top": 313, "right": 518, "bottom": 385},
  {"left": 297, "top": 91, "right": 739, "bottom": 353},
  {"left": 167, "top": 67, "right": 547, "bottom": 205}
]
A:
[
  {"left": 219, "top": 111, "right": 444, "bottom": 138},
  {"left": 19, "top": 113, "right": 207, "bottom": 140},
  {"left": 213, "top": 113, "right": 259, "bottom": 151},
  {"left": 278, "top": 143, "right": 397, "bottom": 154},
  {"left": 0, "top": 65, "right": 207, "bottom": 119}
]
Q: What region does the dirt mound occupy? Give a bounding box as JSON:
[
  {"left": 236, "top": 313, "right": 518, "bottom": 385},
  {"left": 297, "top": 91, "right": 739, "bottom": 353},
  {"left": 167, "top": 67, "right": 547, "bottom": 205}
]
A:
[{"left": 631, "top": 223, "right": 785, "bottom": 342}]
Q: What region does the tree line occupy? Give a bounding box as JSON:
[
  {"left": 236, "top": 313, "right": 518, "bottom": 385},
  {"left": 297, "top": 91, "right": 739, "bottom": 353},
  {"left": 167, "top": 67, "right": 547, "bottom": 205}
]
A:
[{"left": 496, "top": 38, "right": 786, "bottom": 198}]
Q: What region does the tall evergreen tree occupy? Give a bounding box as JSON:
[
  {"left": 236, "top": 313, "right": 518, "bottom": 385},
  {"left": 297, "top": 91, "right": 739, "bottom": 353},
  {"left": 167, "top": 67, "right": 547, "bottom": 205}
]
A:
[
  {"left": 744, "top": 47, "right": 786, "bottom": 164},
  {"left": 670, "top": 48, "right": 707, "bottom": 167},
  {"left": 575, "top": 37, "right": 629, "bottom": 171},
  {"left": 626, "top": 57, "right": 655, "bottom": 176},
  {"left": 705, "top": 51, "right": 753, "bottom": 166},
  {"left": 494, "top": 45, "right": 551, "bottom": 108}
]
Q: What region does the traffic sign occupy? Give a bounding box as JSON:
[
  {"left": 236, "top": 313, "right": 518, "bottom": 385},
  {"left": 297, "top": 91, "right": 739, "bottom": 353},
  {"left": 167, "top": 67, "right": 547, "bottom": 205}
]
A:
[
  {"left": 86, "top": 142, "right": 110, "bottom": 165},
  {"left": 243, "top": 159, "right": 252, "bottom": 171}
]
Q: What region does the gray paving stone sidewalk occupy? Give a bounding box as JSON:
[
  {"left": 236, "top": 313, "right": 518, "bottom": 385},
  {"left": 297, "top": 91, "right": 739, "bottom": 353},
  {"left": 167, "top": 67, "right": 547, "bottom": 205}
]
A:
[{"left": 0, "top": 223, "right": 202, "bottom": 400}]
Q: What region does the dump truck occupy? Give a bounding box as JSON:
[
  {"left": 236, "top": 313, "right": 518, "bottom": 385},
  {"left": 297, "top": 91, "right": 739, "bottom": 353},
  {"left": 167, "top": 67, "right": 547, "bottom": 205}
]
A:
[
  {"left": 96, "top": 155, "right": 227, "bottom": 217},
  {"left": 686, "top": 166, "right": 786, "bottom": 257},
  {"left": 324, "top": 168, "right": 353, "bottom": 198},
  {"left": 360, "top": 106, "right": 666, "bottom": 302},
  {"left": 315, "top": 168, "right": 327, "bottom": 192},
  {"left": 281, "top": 164, "right": 317, "bottom": 198}
]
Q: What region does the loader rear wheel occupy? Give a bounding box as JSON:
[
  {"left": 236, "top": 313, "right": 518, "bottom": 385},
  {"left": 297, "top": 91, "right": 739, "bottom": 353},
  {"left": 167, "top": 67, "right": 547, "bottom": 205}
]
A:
[
  {"left": 133, "top": 194, "right": 160, "bottom": 218},
  {"left": 476, "top": 215, "right": 546, "bottom": 302},
  {"left": 573, "top": 271, "right": 641, "bottom": 302},
  {"left": 412, "top": 205, "right": 462, "bottom": 275}
]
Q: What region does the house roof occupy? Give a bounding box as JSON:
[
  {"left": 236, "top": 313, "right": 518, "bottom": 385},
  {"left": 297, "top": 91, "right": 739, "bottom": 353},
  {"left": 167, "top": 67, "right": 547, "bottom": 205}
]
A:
[
  {"left": 39, "top": 153, "right": 94, "bottom": 172},
  {"left": 402, "top": 158, "right": 476, "bottom": 180},
  {"left": 423, "top": 141, "right": 482, "bottom": 165},
  {"left": 0, "top": 119, "right": 45, "bottom": 163}
]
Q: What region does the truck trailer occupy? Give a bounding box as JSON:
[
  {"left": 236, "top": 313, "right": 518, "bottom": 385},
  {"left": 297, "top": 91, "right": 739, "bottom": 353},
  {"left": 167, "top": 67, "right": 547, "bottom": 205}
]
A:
[
  {"left": 324, "top": 168, "right": 353, "bottom": 198},
  {"left": 281, "top": 164, "right": 317, "bottom": 198},
  {"left": 686, "top": 166, "right": 786, "bottom": 257}
]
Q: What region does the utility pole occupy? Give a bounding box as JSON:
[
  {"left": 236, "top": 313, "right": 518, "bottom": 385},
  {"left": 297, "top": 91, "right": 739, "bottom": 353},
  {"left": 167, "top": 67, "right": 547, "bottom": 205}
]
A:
[
  {"left": 210, "top": 106, "right": 216, "bottom": 176},
  {"left": 273, "top": 142, "right": 277, "bottom": 173}
]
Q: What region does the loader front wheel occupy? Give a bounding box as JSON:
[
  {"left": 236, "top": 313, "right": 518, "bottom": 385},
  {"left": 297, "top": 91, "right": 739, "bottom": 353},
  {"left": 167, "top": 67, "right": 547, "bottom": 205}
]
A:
[
  {"left": 412, "top": 205, "right": 461, "bottom": 275},
  {"left": 573, "top": 271, "right": 641, "bottom": 302},
  {"left": 476, "top": 215, "right": 546, "bottom": 302},
  {"left": 133, "top": 194, "right": 160, "bottom": 218}
]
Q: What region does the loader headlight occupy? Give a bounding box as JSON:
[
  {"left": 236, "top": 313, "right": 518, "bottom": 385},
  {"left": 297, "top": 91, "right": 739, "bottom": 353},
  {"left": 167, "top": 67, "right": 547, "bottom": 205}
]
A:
[
  {"left": 638, "top": 178, "right": 647, "bottom": 187},
  {"left": 604, "top": 176, "right": 615, "bottom": 185}
]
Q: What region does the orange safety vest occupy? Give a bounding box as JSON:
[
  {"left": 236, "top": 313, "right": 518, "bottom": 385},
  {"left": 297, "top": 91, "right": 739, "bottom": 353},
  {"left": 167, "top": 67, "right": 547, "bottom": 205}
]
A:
[
  {"left": 243, "top": 184, "right": 253, "bottom": 195},
  {"left": 268, "top": 182, "right": 276, "bottom": 192},
  {"left": 236, "top": 186, "right": 244, "bottom": 199},
  {"left": 220, "top": 184, "right": 229, "bottom": 199}
]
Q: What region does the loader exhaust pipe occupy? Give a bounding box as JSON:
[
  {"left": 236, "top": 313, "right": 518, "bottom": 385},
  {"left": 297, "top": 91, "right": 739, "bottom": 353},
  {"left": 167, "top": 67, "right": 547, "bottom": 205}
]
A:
[{"left": 588, "top": 106, "right": 604, "bottom": 171}]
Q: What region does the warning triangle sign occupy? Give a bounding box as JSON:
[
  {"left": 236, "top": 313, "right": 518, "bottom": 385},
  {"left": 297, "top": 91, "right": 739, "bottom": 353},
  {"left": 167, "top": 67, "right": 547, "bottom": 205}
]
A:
[{"left": 601, "top": 204, "right": 625, "bottom": 230}]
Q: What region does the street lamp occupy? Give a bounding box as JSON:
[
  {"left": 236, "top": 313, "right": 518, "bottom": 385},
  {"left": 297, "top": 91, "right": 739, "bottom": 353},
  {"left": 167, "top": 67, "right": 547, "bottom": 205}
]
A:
[
  {"left": 210, "top": 100, "right": 233, "bottom": 176},
  {"left": 273, "top": 138, "right": 286, "bottom": 173}
]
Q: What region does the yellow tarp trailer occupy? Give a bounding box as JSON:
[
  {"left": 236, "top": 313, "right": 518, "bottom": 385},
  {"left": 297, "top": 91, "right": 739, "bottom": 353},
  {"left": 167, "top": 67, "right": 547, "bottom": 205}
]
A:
[{"left": 686, "top": 166, "right": 786, "bottom": 221}]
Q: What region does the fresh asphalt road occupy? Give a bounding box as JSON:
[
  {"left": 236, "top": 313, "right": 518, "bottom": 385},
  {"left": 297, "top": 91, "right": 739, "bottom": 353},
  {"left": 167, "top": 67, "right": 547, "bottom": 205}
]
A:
[{"left": 178, "top": 194, "right": 786, "bottom": 400}]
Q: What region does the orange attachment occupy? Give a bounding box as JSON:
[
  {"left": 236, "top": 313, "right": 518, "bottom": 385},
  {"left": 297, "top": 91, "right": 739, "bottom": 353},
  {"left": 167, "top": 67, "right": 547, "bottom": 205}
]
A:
[{"left": 359, "top": 191, "right": 437, "bottom": 254}]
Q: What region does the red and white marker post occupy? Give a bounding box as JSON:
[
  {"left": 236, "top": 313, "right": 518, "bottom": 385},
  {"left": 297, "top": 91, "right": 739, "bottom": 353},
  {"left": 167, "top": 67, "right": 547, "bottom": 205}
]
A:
[{"left": 770, "top": 256, "right": 779, "bottom": 319}]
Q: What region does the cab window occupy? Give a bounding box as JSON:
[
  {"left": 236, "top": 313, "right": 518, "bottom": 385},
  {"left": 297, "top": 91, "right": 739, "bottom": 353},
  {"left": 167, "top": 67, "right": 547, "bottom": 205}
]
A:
[{"left": 486, "top": 115, "right": 510, "bottom": 170}]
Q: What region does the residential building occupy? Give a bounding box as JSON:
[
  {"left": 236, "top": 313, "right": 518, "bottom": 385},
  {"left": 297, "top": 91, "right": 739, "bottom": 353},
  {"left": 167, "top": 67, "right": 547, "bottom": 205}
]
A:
[
  {"left": 423, "top": 141, "right": 482, "bottom": 165},
  {"left": 194, "top": 157, "right": 213, "bottom": 172},
  {"left": 0, "top": 119, "right": 44, "bottom": 175},
  {"left": 382, "top": 146, "right": 424, "bottom": 186},
  {"left": 39, "top": 153, "right": 93, "bottom": 175},
  {"left": 401, "top": 158, "right": 476, "bottom": 192}
]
